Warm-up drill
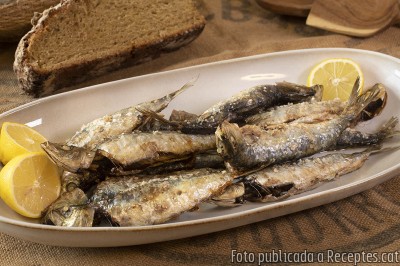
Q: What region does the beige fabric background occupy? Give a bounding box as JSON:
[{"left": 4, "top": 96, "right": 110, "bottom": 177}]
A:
[{"left": 0, "top": 0, "right": 399, "bottom": 265}]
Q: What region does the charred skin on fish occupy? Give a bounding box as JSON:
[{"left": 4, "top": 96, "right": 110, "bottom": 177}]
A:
[
  {"left": 246, "top": 83, "right": 387, "bottom": 127},
  {"left": 66, "top": 80, "right": 194, "bottom": 149},
  {"left": 139, "top": 82, "right": 323, "bottom": 134},
  {"left": 215, "top": 78, "right": 381, "bottom": 173},
  {"left": 42, "top": 131, "right": 216, "bottom": 173},
  {"left": 90, "top": 168, "right": 233, "bottom": 226},
  {"left": 243, "top": 145, "right": 398, "bottom": 202}
]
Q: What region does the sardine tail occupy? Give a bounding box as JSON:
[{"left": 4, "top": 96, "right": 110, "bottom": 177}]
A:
[
  {"left": 378, "top": 116, "right": 399, "bottom": 138},
  {"left": 365, "top": 117, "right": 400, "bottom": 154},
  {"left": 166, "top": 76, "right": 198, "bottom": 100},
  {"left": 148, "top": 77, "right": 197, "bottom": 112},
  {"left": 364, "top": 144, "right": 400, "bottom": 156},
  {"left": 347, "top": 76, "right": 362, "bottom": 106}
]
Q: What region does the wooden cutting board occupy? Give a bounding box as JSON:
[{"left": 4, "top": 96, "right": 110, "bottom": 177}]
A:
[
  {"left": 306, "top": 0, "right": 400, "bottom": 37},
  {"left": 255, "top": 0, "right": 313, "bottom": 17}
]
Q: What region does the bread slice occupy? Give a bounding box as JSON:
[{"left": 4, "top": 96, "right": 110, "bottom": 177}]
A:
[
  {"left": 0, "top": 0, "right": 60, "bottom": 42},
  {"left": 14, "top": 0, "right": 206, "bottom": 97}
]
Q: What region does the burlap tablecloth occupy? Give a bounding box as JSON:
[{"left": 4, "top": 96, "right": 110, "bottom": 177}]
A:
[{"left": 0, "top": 1, "right": 399, "bottom": 265}]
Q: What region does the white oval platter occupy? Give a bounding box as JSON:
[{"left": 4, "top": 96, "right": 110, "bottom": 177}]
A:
[{"left": 0, "top": 48, "right": 399, "bottom": 247}]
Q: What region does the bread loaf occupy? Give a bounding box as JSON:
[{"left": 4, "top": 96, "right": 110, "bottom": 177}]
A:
[
  {"left": 0, "top": 0, "right": 60, "bottom": 42},
  {"left": 14, "top": 0, "right": 206, "bottom": 97}
]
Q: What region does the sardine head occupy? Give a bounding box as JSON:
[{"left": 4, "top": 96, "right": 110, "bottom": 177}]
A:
[
  {"left": 41, "top": 141, "right": 96, "bottom": 173},
  {"left": 215, "top": 121, "right": 243, "bottom": 159},
  {"left": 211, "top": 182, "right": 245, "bottom": 207},
  {"left": 244, "top": 180, "right": 295, "bottom": 202},
  {"left": 42, "top": 188, "right": 94, "bottom": 227},
  {"left": 359, "top": 83, "right": 387, "bottom": 121}
]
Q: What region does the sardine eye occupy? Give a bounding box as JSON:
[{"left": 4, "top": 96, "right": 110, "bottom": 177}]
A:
[{"left": 66, "top": 182, "right": 78, "bottom": 192}]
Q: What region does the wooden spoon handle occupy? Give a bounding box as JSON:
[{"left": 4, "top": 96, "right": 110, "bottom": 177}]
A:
[{"left": 306, "top": 0, "right": 400, "bottom": 37}]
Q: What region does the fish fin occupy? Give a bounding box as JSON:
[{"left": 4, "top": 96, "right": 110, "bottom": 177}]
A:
[
  {"left": 276, "top": 81, "right": 324, "bottom": 102},
  {"left": 169, "top": 109, "right": 199, "bottom": 122},
  {"left": 312, "top": 84, "right": 324, "bottom": 101},
  {"left": 343, "top": 77, "right": 380, "bottom": 118},
  {"left": 367, "top": 143, "right": 400, "bottom": 156},
  {"left": 136, "top": 107, "right": 180, "bottom": 127}
]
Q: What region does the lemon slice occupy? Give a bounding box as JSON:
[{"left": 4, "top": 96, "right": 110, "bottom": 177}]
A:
[
  {"left": 0, "top": 122, "right": 47, "bottom": 164},
  {"left": 0, "top": 152, "right": 60, "bottom": 218},
  {"left": 307, "top": 58, "right": 364, "bottom": 101}
]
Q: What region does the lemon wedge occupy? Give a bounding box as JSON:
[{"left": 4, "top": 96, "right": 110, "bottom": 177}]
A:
[
  {"left": 0, "top": 152, "right": 60, "bottom": 218},
  {"left": 307, "top": 58, "right": 364, "bottom": 101},
  {"left": 0, "top": 122, "right": 47, "bottom": 164}
]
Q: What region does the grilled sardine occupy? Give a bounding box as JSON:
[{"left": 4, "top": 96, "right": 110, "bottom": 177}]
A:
[
  {"left": 91, "top": 168, "right": 233, "bottom": 226},
  {"left": 243, "top": 146, "right": 397, "bottom": 202},
  {"left": 216, "top": 78, "right": 380, "bottom": 173},
  {"left": 67, "top": 80, "right": 193, "bottom": 149}
]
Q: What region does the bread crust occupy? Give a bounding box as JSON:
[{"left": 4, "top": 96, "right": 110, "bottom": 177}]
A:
[
  {"left": 0, "top": 0, "right": 60, "bottom": 42},
  {"left": 14, "top": 0, "right": 206, "bottom": 97}
]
